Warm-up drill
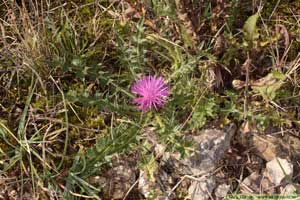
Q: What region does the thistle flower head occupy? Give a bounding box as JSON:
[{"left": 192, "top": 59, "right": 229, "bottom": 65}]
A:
[{"left": 131, "top": 76, "right": 170, "bottom": 111}]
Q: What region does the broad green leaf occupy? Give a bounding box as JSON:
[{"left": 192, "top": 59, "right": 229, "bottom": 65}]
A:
[
  {"left": 253, "top": 81, "right": 284, "bottom": 101},
  {"left": 271, "top": 71, "right": 286, "bottom": 80},
  {"left": 243, "top": 12, "right": 260, "bottom": 42}
]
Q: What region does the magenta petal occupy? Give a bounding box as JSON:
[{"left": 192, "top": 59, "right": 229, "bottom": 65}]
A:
[{"left": 131, "top": 75, "right": 170, "bottom": 111}]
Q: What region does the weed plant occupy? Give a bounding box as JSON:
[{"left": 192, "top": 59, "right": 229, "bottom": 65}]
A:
[{"left": 0, "top": 0, "right": 299, "bottom": 199}]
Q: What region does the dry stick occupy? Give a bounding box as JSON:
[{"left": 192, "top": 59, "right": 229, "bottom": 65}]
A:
[
  {"left": 275, "top": 24, "right": 290, "bottom": 69},
  {"left": 206, "top": 186, "right": 214, "bottom": 200},
  {"left": 234, "top": 165, "right": 246, "bottom": 193},
  {"left": 243, "top": 55, "right": 251, "bottom": 120},
  {"left": 268, "top": 0, "right": 281, "bottom": 20},
  {"left": 269, "top": 100, "right": 287, "bottom": 112},
  {"left": 58, "top": 183, "right": 98, "bottom": 199},
  {"left": 42, "top": 123, "right": 53, "bottom": 171},
  {"left": 167, "top": 175, "right": 202, "bottom": 199},
  {"left": 122, "top": 172, "right": 143, "bottom": 200},
  {"left": 239, "top": 179, "right": 254, "bottom": 193},
  {"left": 167, "top": 167, "right": 222, "bottom": 199},
  {"left": 180, "top": 87, "right": 208, "bottom": 130}
]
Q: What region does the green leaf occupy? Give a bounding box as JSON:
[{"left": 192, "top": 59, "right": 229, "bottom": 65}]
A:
[
  {"left": 243, "top": 12, "right": 260, "bottom": 42},
  {"left": 252, "top": 71, "right": 286, "bottom": 101},
  {"left": 253, "top": 81, "right": 284, "bottom": 101},
  {"left": 271, "top": 71, "right": 286, "bottom": 80},
  {"left": 139, "top": 154, "right": 157, "bottom": 181},
  {"left": 189, "top": 97, "right": 217, "bottom": 129}
]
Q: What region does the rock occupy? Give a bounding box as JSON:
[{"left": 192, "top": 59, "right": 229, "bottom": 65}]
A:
[
  {"left": 236, "top": 122, "right": 289, "bottom": 162},
  {"left": 157, "top": 124, "right": 236, "bottom": 199},
  {"left": 22, "top": 192, "right": 32, "bottom": 200},
  {"left": 138, "top": 170, "right": 161, "bottom": 199},
  {"left": 161, "top": 152, "right": 193, "bottom": 176},
  {"left": 281, "top": 184, "right": 297, "bottom": 194},
  {"left": 97, "top": 154, "right": 139, "bottom": 200},
  {"left": 138, "top": 171, "right": 151, "bottom": 198},
  {"left": 241, "top": 172, "right": 275, "bottom": 194},
  {"left": 88, "top": 176, "right": 107, "bottom": 187},
  {"left": 160, "top": 124, "right": 236, "bottom": 177},
  {"left": 143, "top": 128, "right": 166, "bottom": 158},
  {"left": 187, "top": 177, "right": 216, "bottom": 200},
  {"left": 139, "top": 167, "right": 177, "bottom": 199},
  {"left": 284, "top": 134, "right": 300, "bottom": 155},
  {"left": 186, "top": 123, "right": 236, "bottom": 175},
  {"left": 140, "top": 124, "right": 236, "bottom": 199},
  {"left": 283, "top": 134, "right": 300, "bottom": 184},
  {"left": 215, "top": 184, "right": 230, "bottom": 198},
  {"left": 235, "top": 121, "right": 258, "bottom": 145},
  {"left": 251, "top": 135, "right": 289, "bottom": 161},
  {"left": 8, "top": 190, "right": 18, "bottom": 200},
  {"left": 265, "top": 157, "right": 293, "bottom": 186},
  {"left": 104, "top": 164, "right": 136, "bottom": 199},
  {"left": 0, "top": 176, "right": 6, "bottom": 200},
  {"left": 245, "top": 154, "right": 265, "bottom": 174}
]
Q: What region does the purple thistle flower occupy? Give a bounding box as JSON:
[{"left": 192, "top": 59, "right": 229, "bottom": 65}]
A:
[{"left": 131, "top": 76, "right": 170, "bottom": 112}]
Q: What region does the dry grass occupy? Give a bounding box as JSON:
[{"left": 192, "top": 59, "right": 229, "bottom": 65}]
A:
[{"left": 0, "top": 0, "right": 300, "bottom": 199}]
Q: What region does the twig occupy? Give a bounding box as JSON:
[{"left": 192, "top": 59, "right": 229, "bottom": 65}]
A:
[
  {"left": 58, "top": 183, "right": 98, "bottom": 199},
  {"left": 167, "top": 167, "right": 222, "bottom": 199},
  {"left": 243, "top": 55, "right": 251, "bottom": 120},
  {"left": 122, "top": 172, "right": 142, "bottom": 200}
]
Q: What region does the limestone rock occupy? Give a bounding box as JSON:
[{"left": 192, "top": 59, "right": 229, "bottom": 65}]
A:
[
  {"left": 281, "top": 184, "right": 297, "bottom": 194},
  {"left": 241, "top": 172, "right": 275, "bottom": 194},
  {"left": 186, "top": 123, "right": 236, "bottom": 175},
  {"left": 265, "top": 157, "right": 293, "bottom": 186},
  {"left": 141, "top": 124, "right": 236, "bottom": 199},
  {"left": 138, "top": 170, "right": 161, "bottom": 199},
  {"left": 215, "top": 184, "right": 230, "bottom": 198},
  {"left": 94, "top": 154, "right": 139, "bottom": 200},
  {"left": 187, "top": 177, "right": 216, "bottom": 200},
  {"left": 251, "top": 135, "right": 289, "bottom": 161}
]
